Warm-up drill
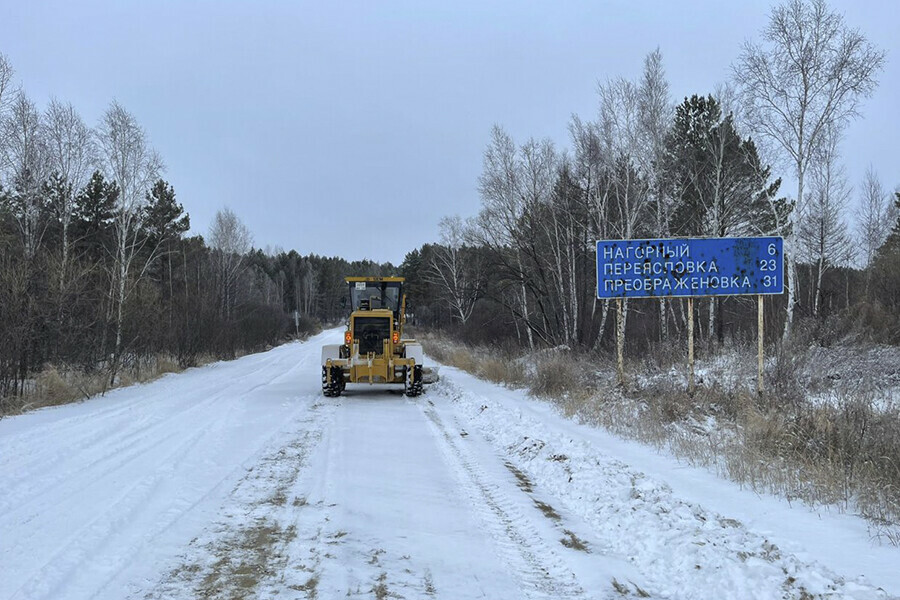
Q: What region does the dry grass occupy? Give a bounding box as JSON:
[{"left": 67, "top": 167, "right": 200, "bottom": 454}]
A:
[
  {"left": 1, "top": 336, "right": 293, "bottom": 416},
  {"left": 420, "top": 332, "right": 528, "bottom": 388},
  {"left": 33, "top": 367, "right": 80, "bottom": 407},
  {"left": 194, "top": 520, "right": 297, "bottom": 599},
  {"left": 0, "top": 352, "right": 214, "bottom": 416},
  {"left": 422, "top": 330, "right": 900, "bottom": 543},
  {"left": 478, "top": 357, "right": 517, "bottom": 385},
  {"left": 156, "top": 356, "right": 181, "bottom": 377},
  {"left": 531, "top": 354, "right": 589, "bottom": 400},
  {"left": 559, "top": 529, "right": 590, "bottom": 552},
  {"left": 533, "top": 499, "right": 561, "bottom": 521}
]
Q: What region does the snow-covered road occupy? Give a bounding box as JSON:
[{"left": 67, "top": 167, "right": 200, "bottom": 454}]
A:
[{"left": 1, "top": 330, "right": 898, "bottom": 599}]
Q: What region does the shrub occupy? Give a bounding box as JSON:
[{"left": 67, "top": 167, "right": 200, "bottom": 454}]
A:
[
  {"left": 34, "top": 367, "right": 78, "bottom": 407},
  {"left": 478, "top": 357, "right": 516, "bottom": 385},
  {"left": 532, "top": 354, "right": 587, "bottom": 399}
]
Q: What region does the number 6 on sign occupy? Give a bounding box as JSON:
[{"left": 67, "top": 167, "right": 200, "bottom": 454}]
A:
[{"left": 768, "top": 243, "right": 777, "bottom": 256}]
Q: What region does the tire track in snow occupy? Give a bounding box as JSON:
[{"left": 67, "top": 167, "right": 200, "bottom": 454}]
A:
[
  {"left": 140, "top": 399, "right": 336, "bottom": 600},
  {"left": 0, "top": 347, "right": 290, "bottom": 467},
  {"left": 279, "top": 397, "right": 384, "bottom": 599},
  {"left": 0, "top": 346, "right": 314, "bottom": 522},
  {"left": 420, "top": 401, "right": 589, "bottom": 600},
  {"left": 1, "top": 353, "right": 281, "bottom": 480},
  {"left": 278, "top": 395, "right": 496, "bottom": 599},
  {"left": 0, "top": 335, "right": 324, "bottom": 480},
  {"left": 1, "top": 336, "right": 328, "bottom": 600},
  {"left": 8, "top": 408, "right": 232, "bottom": 600},
  {"left": 16, "top": 392, "right": 328, "bottom": 600}
]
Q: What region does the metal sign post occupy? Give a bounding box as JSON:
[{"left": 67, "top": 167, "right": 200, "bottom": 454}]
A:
[{"left": 595, "top": 237, "right": 784, "bottom": 393}]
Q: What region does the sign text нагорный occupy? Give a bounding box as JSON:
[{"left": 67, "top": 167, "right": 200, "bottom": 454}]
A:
[{"left": 595, "top": 237, "right": 784, "bottom": 299}]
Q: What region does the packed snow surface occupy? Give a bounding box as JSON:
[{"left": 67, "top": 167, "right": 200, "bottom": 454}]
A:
[{"left": 1, "top": 329, "right": 898, "bottom": 599}]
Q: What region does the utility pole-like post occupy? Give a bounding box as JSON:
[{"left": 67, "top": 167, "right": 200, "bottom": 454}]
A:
[
  {"left": 757, "top": 295, "right": 764, "bottom": 396},
  {"left": 687, "top": 297, "right": 695, "bottom": 396},
  {"left": 616, "top": 298, "right": 625, "bottom": 386}
]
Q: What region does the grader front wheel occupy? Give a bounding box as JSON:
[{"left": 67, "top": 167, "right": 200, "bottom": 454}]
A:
[
  {"left": 404, "top": 365, "right": 423, "bottom": 397},
  {"left": 322, "top": 366, "right": 344, "bottom": 397}
]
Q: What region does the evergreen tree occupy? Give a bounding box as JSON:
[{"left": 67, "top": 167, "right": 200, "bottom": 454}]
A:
[
  {"left": 871, "top": 193, "right": 900, "bottom": 316},
  {"left": 73, "top": 171, "right": 118, "bottom": 258},
  {"left": 143, "top": 179, "right": 190, "bottom": 249},
  {"left": 664, "top": 95, "right": 782, "bottom": 238}
]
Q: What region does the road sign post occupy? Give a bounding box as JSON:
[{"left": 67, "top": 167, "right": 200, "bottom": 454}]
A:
[
  {"left": 616, "top": 298, "right": 625, "bottom": 386},
  {"left": 758, "top": 295, "right": 764, "bottom": 396},
  {"left": 596, "top": 237, "right": 784, "bottom": 393},
  {"left": 687, "top": 297, "right": 695, "bottom": 395}
]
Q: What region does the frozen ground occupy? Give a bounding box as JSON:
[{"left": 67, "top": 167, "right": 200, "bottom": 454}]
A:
[{"left": 1, "top": 329, "right": 898, "bottom": 599}]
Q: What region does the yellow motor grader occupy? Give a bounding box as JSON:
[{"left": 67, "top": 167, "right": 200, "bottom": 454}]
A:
[{"left": 321, "top": 276, "right": 425, "bottom": 397}]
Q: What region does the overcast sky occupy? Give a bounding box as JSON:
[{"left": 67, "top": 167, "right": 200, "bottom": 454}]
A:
[{"left": 3, "top": 0, "right": 897, "bottom": 265}]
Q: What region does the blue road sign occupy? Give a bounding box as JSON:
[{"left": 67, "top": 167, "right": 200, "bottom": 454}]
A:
[{"left": 596, "top": 237, "right": 784, "bottom": 299}]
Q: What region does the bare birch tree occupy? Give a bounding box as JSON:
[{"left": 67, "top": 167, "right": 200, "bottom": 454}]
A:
[
  {"left": 598, "top": 76, "right": 652, "bottom": 356},
  {"left": 300, "top": 262, "right": 318, "bottom": 316},
  {"left": 428, "top": 215, "right": 482, "bottom": 325},
  {"left": 638, "top": 49, "right": 673, "bottom": 339},
  {"left": 795, "top": 125, "right": 853, "bottom": 317},
  {"left": 0, "top": 53, "right": 14, "bottom": 127},
  {"left": 856, "top": 167, "right": 895, "bottom": 299},
  {"left": 521, "top": 137, "right": 576, "bottom": 344},
  {"left": 209, "top": 207, "right": 253, "bottom": 319},
  {"left": 735, "top": 0, "right": 884, "bottom": 338},
  {"left": 43, "top": 99, "right": 96, "bottom": 288},
  {"left": 1, "top": 91, "right": 48, "bottom": 260},
  {"left": 475, "top": 125, "right": 534, "bottom": 348},
  {"left": 0, "top": 55, "right": 15, "bottom": 137},
  {"left": 599, "top": 76, "right": 653, "bottom": 246},
  {"left": 569, "top": 116, "right": 614, "bottom": 348},
  {"left": 550, "top": 160, "right": 585, "bottom": 345},
  {"left": 97, "top": 100, "right": 162, "bottom": 385}
]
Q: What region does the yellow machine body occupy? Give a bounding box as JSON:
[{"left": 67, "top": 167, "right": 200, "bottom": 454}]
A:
[{"left": 321, "top": 277, "right": 424, "bottom": 396}]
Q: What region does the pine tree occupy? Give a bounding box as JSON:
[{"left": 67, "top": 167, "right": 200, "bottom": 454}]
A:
[
  {"left": 664, "top": 95, "right": 782, "bottom": 238},
  {"left": 142, "top": 179, "right": 189, "bottom": 249},
  {"left": 871, "top": 193, "right": 900, "bottom": 316},
  {"left": 73, "top": 171, "right": 118, "bottom": 259}
]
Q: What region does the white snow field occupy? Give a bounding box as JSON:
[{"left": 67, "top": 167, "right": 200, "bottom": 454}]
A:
[{"left": 1, "top": 329, "right": 899, "bottom": 599}]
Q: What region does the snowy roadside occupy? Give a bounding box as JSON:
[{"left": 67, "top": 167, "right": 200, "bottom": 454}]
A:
[
  {"left": 0, "top": 332, "right": 335, "bottom": 600},
  {"left": 430, "top": 363, "right": 900, "bottom": 599}
]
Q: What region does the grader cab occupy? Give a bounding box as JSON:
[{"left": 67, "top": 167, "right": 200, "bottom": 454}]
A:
[{"left": 321, "top": 277, "right": 425, "bottom": 397}]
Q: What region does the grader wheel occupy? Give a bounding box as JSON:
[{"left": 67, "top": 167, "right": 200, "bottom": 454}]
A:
[
  {"left": 404, "top": 365, "right": 423, "bottom": 397},
  {"left": 321, "top": 366, "right": 344, "bottom": 397}
]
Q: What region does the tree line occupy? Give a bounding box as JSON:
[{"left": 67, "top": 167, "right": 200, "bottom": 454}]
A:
[
  {"left": 401, "top": 0, "right": 899, "bottom": 354},
  {"left": 0, "top": 53, "right": 399, "bottom": 406}
]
